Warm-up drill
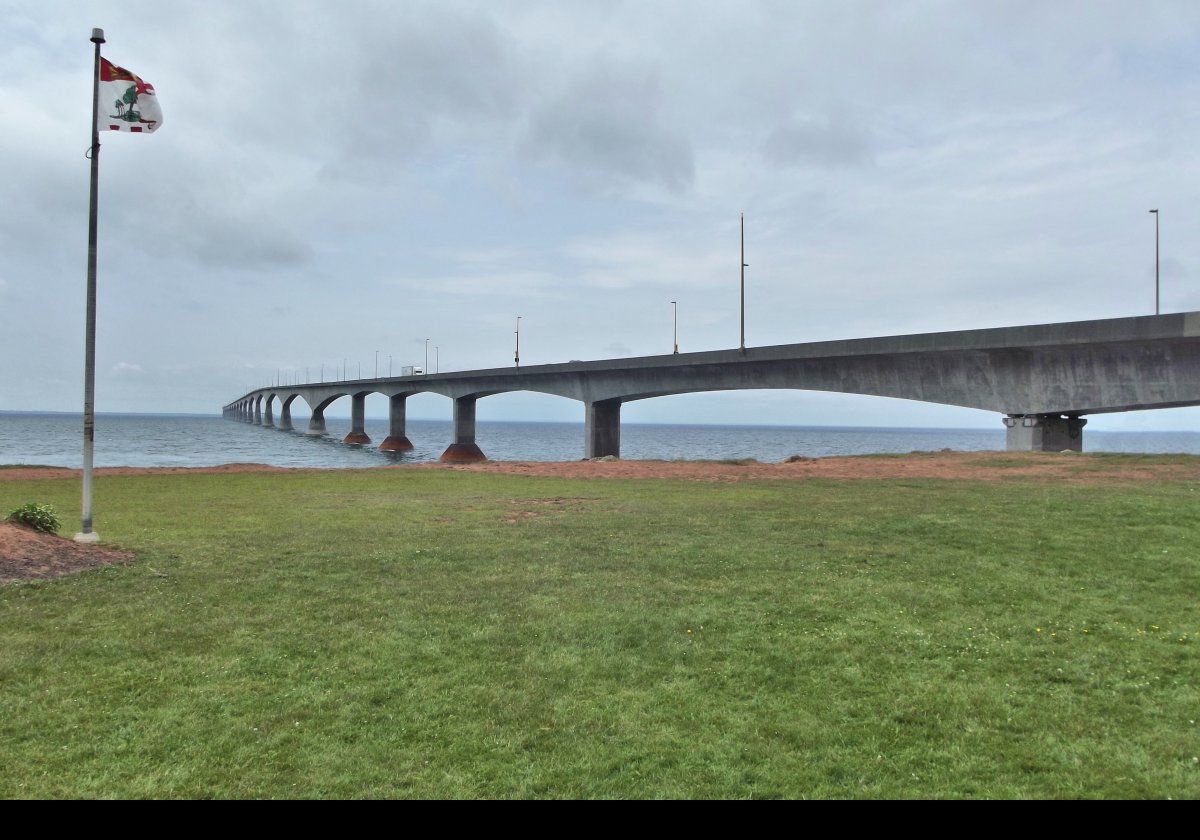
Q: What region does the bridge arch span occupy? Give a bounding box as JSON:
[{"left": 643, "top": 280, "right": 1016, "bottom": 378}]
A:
[{"left": 225, "top": 312, "right": 1200, "bottom": 456}]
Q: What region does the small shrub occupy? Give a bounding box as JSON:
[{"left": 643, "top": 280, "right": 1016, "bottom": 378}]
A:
[{"left": 6, "top": 503, "right": 61, "bottom": 535}]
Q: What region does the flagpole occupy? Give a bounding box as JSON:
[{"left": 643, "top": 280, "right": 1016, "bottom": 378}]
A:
[{"left": 76, "top": 27, "right": 105, "bottom": 543}]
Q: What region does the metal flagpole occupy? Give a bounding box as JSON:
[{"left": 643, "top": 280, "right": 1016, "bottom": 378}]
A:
[{"left": 76, "top": 27, "right": 105, "bottom": 543}]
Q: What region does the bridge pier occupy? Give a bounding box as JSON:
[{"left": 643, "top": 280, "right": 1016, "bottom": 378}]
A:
[
  {"left": 253, "top": 399, "right": 262, "bottom": 425},
  {"left": 278, "top": 399, "right": 294, "bottom": 431},
  {"left": 440, "top": 396, "right": 486, "bottom": 462},
  {"left": 306, "top": 407, "right": 327, "bottom": 436},
  {"left": 344, "top": 393, "right": 371, "bottom": 445},
  {"left": 243, "top": 402, "right": 252, "bottom": 423},
  {"left": 380, "top": 394, "right": 414, "bottom": 452},
  {"left": 585, "top": 399, "right": 621, "bottom": 459},
  {"left": 263, "top": 398, "right": 274, "bottom": 428},
  {"left": 1004, "top": 414, "right": 1086, "bottom": 452}
]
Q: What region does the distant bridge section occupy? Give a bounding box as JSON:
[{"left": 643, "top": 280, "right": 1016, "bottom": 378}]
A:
[{"left": 224, "top": 312, "right": 1200, "bottom": 460}]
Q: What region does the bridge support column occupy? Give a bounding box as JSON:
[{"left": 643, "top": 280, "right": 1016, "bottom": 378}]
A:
[
  {"left": 1004, "top": 414, "right": 1086, "bottom": 452},
  {"left": 344, "top": 394, "right": 371, "bottom": 444},
  {"left": 263, "top": 399, "right": 274, "bottom": 428},
  {"left": 253, "top": 400, "right": 262, "bottom": 425},
  {"left": 380, "top": 394, "right": 414, "bottom": 452},
  {"left": 440, "top": 396, "right": 486, "bottom": 462},
  {"left": 306, "top": 407, "right": 327, "bottom": 436},
  {"left": 585, "top": 399, "right": 621, "bottom": 459},
  {"left": 278, "top": 400, "right": 294, "bottom": 431}
]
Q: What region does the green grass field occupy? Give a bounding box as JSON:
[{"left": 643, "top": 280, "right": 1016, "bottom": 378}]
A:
[{"left": 2, "top": 466, "right": 1198, "bottom": 798}]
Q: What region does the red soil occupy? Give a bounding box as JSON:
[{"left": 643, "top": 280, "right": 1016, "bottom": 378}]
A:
[
  {"left": 0, "top": 521, "right": 133, "bottom": 583},
  {"left": 2, "top": 451, "right": 1197, "bottom": 485}
]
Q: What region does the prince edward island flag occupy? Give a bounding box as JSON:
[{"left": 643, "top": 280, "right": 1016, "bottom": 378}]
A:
[{"left": 99, "top": 57, "right": 162, "bottom": 133}]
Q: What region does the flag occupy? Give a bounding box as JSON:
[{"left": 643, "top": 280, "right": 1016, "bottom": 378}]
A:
[{"left": 98, "top": 57, "right": 162, "bottom": 133}]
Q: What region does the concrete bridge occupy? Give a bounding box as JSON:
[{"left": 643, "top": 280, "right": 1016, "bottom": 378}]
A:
[{"left": 224, "top": 311, "right": 1200, "bottom": 460}]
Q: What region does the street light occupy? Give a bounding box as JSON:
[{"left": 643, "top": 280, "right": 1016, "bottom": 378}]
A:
[
  {"left": 374, "top": 350, "right": 378, "bottom": 378},
  {"left": 515, "top": 316, "right": 521, "bottom": 369},
  {"left": 740, "top": 212, "right": 748, "bottom": 353},
  {"left": 388, "top": 355, "right": 392, "bottom": 377},
  {"left": 1149, "top": 209, "right": 1160, "bottom": 315},
  {"left": 425, "top": 338, "right": 429, "bottom": 374},
  {"left": 435, "top": 345, "right": 440, "bottom": 374},
  {"left": 671, "top": 300, "right": 678, "bottom": 354}
]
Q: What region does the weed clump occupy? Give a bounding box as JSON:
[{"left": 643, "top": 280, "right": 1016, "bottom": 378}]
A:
[{"left": 6, "top": 503, "right": 61, "bottom": 535}]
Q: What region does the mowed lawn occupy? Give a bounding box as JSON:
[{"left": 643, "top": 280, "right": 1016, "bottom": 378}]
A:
[{"left": 1, "top": 466, "right": 1198, "bottom": 798}]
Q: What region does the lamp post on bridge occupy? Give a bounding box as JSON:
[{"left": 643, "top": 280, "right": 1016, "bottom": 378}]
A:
[
  {"left": 515, "top": 316, "right": 521, "bottom": 369},
  {"left": 425, "top": 338, "right": 429, "bottom": 374},
  {"left": 435, "top": 346, "right": 439, "bottom": 374},
  {"left": 1149, "top": 209, "right": 1160, "bottom": 315},
  {"left": 671, "top": 300, "right": 678, "bottom": 354},
  {"left": 374, "top": 350, "right": 378, "bottom": 378},
  {"left": 740, "top": 212, "right": 748, "bottom": 354}
]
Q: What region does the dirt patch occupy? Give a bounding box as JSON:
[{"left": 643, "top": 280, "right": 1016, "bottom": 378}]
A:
[
  {"left": 0, "top": 521, "right": 133, "bottom": 582},
  {"left": 501, "top": 497, "right": 599, "bottom": 523}
]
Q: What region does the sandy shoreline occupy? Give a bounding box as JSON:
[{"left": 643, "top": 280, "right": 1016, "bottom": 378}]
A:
[{"left": 3, "top": 451, "right": 1200, "bottom": 484}]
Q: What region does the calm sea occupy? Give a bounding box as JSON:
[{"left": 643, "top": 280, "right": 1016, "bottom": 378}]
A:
[{"left": 2, "top": 412, "right": 1199, "bottom": 469}]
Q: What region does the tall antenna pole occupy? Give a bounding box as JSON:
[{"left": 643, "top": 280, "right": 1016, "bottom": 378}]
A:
[
  {"left": 671, "top": 300, "right": 678, "bottom": 354},
  {"left": 1150, "top": 209, "right": 1160, "bottom": 315},
  {"left": 740, "top": 213, "right": 747, "bottom": 353},
  {"left": 75, "top": 27, "right": 105, "bottom": 543}
]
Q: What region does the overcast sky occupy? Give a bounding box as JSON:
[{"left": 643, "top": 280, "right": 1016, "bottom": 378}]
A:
[{"left": 3, "top": 1, "right": 1200, "bottom": 429}]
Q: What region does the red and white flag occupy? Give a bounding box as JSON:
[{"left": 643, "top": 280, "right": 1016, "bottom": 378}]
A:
[{"left": 98, "top": 57, "right": 162, "bottom": 133}]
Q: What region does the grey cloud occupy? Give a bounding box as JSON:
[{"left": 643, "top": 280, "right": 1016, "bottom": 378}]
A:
[
  {"left": 762, "top": 113, "right": 872, "bottom": 168},
  {"left": 347, "top": 7, "right": 523, "bottom": 159},
  {"left": 523, "top": 59, "right": 694, "bottom": 193},
  {"left": 103, "top": 169, "right": 313, "bottom": 271},
  {"left": 192, "top": 224, "right": 312, "bottom": 270}
]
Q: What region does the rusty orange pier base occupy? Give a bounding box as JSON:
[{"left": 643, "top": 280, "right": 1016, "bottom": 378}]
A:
[{"left": 439, "top": 442, "right": 486, "bottom": 463}]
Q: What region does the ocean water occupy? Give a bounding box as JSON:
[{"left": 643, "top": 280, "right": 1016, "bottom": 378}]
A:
[{"left": 1, "top": 412, "right": 1199, "bottom": 469}]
